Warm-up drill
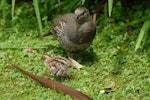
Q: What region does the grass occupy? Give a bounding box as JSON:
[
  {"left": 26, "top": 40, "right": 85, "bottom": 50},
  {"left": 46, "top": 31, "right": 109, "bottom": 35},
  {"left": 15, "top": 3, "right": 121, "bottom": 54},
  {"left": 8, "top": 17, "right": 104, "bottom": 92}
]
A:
[{"left": 0, "top": 1, "right": 150, "bottom": 100}]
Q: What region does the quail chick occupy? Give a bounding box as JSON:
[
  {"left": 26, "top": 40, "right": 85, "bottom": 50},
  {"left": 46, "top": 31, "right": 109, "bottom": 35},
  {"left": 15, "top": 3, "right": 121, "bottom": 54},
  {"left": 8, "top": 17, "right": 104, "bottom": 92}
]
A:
[{"left": 41, "top": 54, "right": 72, "bottom": 76}]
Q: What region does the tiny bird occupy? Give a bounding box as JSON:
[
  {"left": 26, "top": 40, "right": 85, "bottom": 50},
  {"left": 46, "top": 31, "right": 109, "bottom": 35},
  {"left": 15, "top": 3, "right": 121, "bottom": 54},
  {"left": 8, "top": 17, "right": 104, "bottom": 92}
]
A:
[{"left": 41, "top": 54, "right": 72, "bottom": 76}]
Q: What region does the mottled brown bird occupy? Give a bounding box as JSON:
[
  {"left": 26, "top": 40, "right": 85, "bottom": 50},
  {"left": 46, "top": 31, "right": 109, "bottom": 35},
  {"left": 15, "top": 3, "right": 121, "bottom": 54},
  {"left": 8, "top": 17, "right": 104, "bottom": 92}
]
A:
[
  {"left": 44, "top": 7, "right": 96, "bottom": 68},
  {"left": 41, "top": 54, "right": 72, "bottom": 76},
  {"left": 50, "top": 7, "right": 96, "bottom": 55}
]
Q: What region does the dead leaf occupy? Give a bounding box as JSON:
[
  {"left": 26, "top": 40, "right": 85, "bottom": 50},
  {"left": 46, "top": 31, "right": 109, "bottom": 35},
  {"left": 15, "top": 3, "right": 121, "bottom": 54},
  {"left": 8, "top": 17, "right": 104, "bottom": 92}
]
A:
[{"left": 99, "top": 83, "right": 115, "bottom": 94}]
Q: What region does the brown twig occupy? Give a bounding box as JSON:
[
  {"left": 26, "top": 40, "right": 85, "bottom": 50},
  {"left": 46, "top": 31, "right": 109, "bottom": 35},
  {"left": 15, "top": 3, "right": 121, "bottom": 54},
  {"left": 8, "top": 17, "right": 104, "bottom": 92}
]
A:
[{"left": 1, "top": 56, "right": 92, "bottom": 100}]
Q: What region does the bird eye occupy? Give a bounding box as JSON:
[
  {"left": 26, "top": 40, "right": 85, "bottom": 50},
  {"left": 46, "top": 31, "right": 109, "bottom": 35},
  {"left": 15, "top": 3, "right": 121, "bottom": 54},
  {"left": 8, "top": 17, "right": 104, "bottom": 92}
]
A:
[{"left": 81, "top": 12, "right": 85, "bottom": 15}]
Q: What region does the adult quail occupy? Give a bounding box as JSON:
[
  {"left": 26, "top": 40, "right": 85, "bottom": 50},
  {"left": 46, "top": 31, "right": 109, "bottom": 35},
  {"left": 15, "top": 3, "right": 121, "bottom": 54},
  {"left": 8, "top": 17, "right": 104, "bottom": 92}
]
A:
[
  {"left": 41, "top": 54, "right": 72, "bottom": 76},
  {"left": 50, "top": 7, "right": 96, "bottom": 55},
  {"left": 46, "top": 7, "right": 96, "bottom": 68}
]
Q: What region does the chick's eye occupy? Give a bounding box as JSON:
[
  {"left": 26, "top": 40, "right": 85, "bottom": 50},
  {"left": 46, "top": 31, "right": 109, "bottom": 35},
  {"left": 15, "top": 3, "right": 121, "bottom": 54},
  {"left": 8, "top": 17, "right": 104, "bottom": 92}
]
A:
[{"left": 81, "top": 12, "right": 85, "bottom": 16}]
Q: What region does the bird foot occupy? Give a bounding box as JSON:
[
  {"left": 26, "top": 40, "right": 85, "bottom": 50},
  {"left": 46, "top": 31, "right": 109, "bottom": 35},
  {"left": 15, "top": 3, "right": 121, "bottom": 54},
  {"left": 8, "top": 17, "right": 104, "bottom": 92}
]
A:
[{"left": 68, "top": 57, "right": 84, "bottom": 69}]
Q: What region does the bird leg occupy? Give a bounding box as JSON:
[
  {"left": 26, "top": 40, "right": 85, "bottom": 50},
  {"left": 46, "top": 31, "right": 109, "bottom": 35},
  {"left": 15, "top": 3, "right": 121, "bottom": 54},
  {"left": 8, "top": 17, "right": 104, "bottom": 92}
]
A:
[{"left": 67, "top": 53, "right": 84, "bottom": 69}]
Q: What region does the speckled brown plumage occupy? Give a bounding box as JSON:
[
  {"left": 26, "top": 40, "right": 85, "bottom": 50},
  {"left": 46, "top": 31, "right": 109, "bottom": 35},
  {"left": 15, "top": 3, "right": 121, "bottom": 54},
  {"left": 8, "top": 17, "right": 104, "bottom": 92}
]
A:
[
  {"left": 50, "top": 7, "right": 96, "bottom": 54},
  {"left": 41, "top": 54, "right": 72, "bottom": 76}
]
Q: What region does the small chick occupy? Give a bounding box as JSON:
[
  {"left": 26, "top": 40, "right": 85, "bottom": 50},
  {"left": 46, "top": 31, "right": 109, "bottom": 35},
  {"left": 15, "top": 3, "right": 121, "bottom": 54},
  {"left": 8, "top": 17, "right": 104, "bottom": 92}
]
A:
[{"left": 41, "top": 54, "right": 72, "bottom": 76}]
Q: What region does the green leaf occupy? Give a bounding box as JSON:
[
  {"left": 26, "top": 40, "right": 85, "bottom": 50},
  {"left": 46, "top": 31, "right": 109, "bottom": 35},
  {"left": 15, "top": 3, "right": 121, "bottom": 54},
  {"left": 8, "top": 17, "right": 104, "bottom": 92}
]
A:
[
  {"left": 108, "top": 0, "right": 113, "bottom": 17},
  {"left": 81, "top": 0, "right": 86, "bottom": 5},
  {"left": 1, "top": 0, "right": 7, "bottom": 20},
  {"left": 135, "top": 20, "right": 150, "bottom": 51},
  {"left": 12, "top": 0, "right": 15, "bottom": 22},
  {"left": 33, "top": 0, "right": 43, "bottom": 33}
]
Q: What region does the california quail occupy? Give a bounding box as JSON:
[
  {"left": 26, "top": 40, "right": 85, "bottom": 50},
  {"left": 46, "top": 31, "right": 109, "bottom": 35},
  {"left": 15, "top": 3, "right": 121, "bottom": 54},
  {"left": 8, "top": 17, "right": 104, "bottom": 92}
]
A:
[
  {"left": 50, "top": 7, "right": 96, "bottom": 55},
  {"left": 41, "top": 54, "right": 72, "bottom": 76}
]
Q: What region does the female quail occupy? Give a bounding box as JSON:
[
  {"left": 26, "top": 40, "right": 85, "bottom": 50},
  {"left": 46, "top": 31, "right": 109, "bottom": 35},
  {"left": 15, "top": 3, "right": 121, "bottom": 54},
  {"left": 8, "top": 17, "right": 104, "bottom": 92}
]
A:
[{"left": 50, "top": 7, "right": 96, "bottom": 55}]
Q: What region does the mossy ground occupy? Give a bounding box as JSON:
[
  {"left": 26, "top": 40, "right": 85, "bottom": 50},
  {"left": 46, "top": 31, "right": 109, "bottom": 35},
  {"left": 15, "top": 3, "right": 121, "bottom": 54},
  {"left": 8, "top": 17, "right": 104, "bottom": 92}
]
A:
[{"left": 0, "top": 1, "right": 150, "bottom": 100}]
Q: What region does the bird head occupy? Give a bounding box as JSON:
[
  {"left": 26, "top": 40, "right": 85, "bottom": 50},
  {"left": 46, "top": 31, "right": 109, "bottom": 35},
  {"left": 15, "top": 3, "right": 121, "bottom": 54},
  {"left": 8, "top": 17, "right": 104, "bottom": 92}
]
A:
[
  {"left": 74, "top": 7, "right": 90, "bottom": 24},
  {"left": 41, "top": 54, "right": 52, "bottom": 61}
]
